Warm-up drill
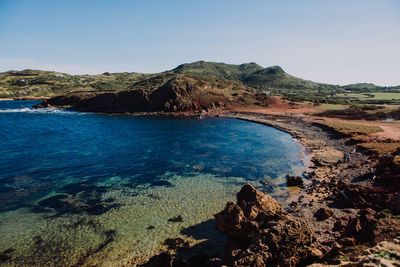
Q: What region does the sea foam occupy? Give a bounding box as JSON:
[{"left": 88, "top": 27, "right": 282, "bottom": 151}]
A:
[{"left": 0, "top": 107, "right": 84, "bottom": 114}]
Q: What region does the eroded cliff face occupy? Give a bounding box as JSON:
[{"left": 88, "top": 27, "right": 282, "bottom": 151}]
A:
[{"left": 35, "top": 74, "right": 273, "bottom": 113}]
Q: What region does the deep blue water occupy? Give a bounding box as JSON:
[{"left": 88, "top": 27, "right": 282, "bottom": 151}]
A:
[
  {"left": 0, "top": 100, "right": 307, "bottom": 264},
  {"left": 0, "top": 100, "right": 305, "bottom": 213}
]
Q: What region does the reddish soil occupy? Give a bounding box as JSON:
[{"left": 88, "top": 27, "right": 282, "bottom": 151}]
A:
[{"left": 233, "top": 97, "right": 400, "bottom": 141}]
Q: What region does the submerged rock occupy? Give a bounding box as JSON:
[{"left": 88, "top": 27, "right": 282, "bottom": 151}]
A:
[
  {"left": 150, "top": 180, "right": 174, "bottom": 187},
  {"left": 0, "top": 248, "right": 14, "bottom": 263},
  {"left": 163, "top": 238, "right": 189, "bottom": 250},
  {"left": 168, "top": 215, "right": 183, "bottom": 223},
  {"left": 214, "top": 184, "right": 320, "bottom": 266}
]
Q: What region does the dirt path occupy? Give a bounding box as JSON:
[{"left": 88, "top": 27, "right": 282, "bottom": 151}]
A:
[{"left": 314, "top": 117, "right": 400, "bottom": 141}]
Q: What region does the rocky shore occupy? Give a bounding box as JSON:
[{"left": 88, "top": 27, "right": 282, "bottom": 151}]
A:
[
  {"left": 32, "top": 93, "right": 400, "bottom": 266},
  {"left": 138, "top": 111, "right": 400, "bottom": 267}
]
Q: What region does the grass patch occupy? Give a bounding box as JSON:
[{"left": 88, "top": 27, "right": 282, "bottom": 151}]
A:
[
  {"left": 318, "top": 121, "right": 382, "bottom": 136},
  {"left": 373, "top": 251, "right": 400, "bottom": 262},
  {"left": 357, "top": 142, "right": 400, "bottom": 154},
  {"left": 367, "top": 93, "right": 400, "bottom": 100},
  {"left": 380, "top": 209, "right": 400, "bottom": 219},
  {"left": 318, "top": 104, "right": 349, "bottom": 110},
  {"left": 349, "top": 135, "right": 369, "bottom": 143},
  {"left": 336, "top": 93, "right": 369, "bottom": 98}
]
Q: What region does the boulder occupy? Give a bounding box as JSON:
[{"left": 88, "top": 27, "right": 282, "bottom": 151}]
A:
[
  {"left": 314, "top": 208, "right": 334, "bottom": 221},
  {"left": 312, "top": 148, "right": 343, "bottom": 166},
  {"left": 214, "top": 184, "right": 320, "bottom": 266},
  {"left": 236, "top": 184, "right": 283, "bottom": 218},
  {"left": 333, "top": 181, "right": 389, "bottom": 210},
  {"left": 286, "top": 175, "right": 304, "bottom": 188},
  {"left": 163, "top": 238, "right": 189, "bottom": 250},
  {"left": 343, "top": 208, "right": 380, "bottom": 243}
]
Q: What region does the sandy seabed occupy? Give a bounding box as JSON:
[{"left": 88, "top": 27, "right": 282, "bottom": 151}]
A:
[{"left": 0, "top": 165, "right": 305, "bottom": 266}]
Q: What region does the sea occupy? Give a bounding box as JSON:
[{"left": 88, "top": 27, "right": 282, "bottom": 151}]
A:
[{"left": 0, "top": 100, "right": 307, "bottom": 266}]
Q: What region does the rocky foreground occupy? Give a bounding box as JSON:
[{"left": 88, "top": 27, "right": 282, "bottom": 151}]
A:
[
  {"left": 141, "top": 182, "right": 399, "bottom": 266},
  {"left": 139, "top": 113, "right": 400, "bottom": 267},
  {"left": 214, "top": 184, "right": 318, "bottom": 266}
]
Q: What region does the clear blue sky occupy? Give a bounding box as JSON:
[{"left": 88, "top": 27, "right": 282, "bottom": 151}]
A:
[{"left": 0, "top": 0, "right": 399, "bottom": 85}]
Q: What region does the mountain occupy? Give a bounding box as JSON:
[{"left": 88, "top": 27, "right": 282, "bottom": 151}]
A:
[
  {"left": 170, "top": 61, "right": 263, "bottom": 81},
  {"left": 2, "top": 61, "right": 399, "bottom": 104},
  {"left": 242, "top": 66, "right": 345, "bottom": 101},
  {"left": 1, "top": 62, "right": 330, "bottom": 100},
  {"left": 244, "top": 66, "right": 328, "bottom": 90},
  {"left": 170, "top": 62, "right": 334, "bottom": 92},
  {"left": 170, "top": 62, "right": 346, "bottom": 101}
]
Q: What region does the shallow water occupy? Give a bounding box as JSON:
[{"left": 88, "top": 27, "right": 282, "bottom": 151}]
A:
[{"left": 0, "top": 100, "right": 307, "bottom": 265}]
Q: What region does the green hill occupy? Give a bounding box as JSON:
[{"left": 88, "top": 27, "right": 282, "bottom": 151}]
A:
[
  {"left": 244, "top": 66, "right": 327, "bottom": 90},
  {"left": 169, "top": 61, "right": 342, "bottom": 102},
  {"left": 170, "top": 61, "right": 263, "bottom": 81},
  {"left": 1, "top": 62, "right": 399, "bottom": 105},
  {"left": 243, "top": 66, "right": 344, "bottom": 101},
  {"left": 0, "top": 69, "right": 152, "bottom": 98},
  {"left": 341, "top": 83, "right": 400, "bottom": 92}
]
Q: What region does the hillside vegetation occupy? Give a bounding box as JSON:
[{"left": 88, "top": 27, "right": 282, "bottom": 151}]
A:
[
  {"left": 170, "top": 62, "right": 342, "bottom": 101},
  {"left": 0, "top": 70, "right": 152, "bottom": 98},
  {"left": 1, "top": 61, "right": 399, "bottom": 105},
  {"left": 171, "top": 61, "right": 263, "bottom": 81},
  {"left": 243, "top": 66, "right": 341, "bottom": 100}
]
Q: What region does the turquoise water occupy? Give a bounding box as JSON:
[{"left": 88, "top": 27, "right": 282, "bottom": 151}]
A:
[{"left": 0, "top": 100, "right": 307, "bottom": 265}]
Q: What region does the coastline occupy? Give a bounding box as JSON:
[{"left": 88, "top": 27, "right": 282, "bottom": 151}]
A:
[
  {"left": 3, "top": 100, "right": 399, "bottom": 265},
  {"left": 138, "top": 110, "right": 400, "bottom": 266},
  {"left": 0, "top": 97, "right": 49, "bottom": 101},
  {"left": 221, "top": 111, "right": 399, "bottom": 266}
]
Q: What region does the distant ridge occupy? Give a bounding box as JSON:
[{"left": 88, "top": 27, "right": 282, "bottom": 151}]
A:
[{"left": 1, "top": 61, "right": 399, "bottom": 101}]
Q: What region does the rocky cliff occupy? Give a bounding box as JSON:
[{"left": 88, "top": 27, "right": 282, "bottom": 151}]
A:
[{"left": 35, "top": 74, "right": 273, "bottom": 113}]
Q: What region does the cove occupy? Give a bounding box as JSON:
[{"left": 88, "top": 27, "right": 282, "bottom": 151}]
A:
[{"left": 0, "top": 100, "right": 307, "bottom": 265}]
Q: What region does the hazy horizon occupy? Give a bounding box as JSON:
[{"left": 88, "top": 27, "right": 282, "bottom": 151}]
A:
[{"left": 1, "top": 0, "right": 399, "bottom": 86}]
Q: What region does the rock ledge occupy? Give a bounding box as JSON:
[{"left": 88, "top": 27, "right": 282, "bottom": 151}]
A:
[{"left": 214, "top": 184, "right": 322, "bottom": 266}]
